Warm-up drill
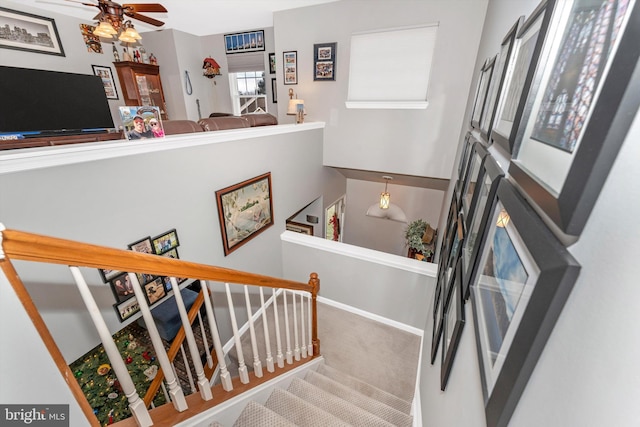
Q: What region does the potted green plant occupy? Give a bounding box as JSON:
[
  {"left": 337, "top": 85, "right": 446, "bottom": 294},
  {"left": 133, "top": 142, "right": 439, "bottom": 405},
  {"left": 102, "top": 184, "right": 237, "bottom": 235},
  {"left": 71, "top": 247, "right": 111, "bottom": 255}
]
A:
[{"left": 404, "top": 219, "right": 433, "bottom": 260}]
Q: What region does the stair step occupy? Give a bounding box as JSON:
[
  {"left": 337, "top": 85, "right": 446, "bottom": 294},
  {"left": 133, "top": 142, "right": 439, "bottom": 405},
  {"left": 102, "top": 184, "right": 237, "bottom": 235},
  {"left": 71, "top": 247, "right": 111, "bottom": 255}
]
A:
[
  {"left": 264, "top": 388, "right": 351, "bottom": 427},
  {"left": 233, "top": 401, "right": 297, "bottom": 427},
  {"left": 288, "top": 377, "right": 395, "bottom": 427},
  {"left": 318, "top": 362, "right": 413, "bottom": 415},
  {"left": 305, "top": 370, "right": 413, "bottom": 427}
]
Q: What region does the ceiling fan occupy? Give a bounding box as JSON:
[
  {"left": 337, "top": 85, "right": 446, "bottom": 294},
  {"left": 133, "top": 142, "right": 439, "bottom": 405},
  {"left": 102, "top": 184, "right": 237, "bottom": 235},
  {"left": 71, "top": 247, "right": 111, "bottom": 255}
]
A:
[{"left": 66, "top": 0, "right": 167, "bottom": 40}]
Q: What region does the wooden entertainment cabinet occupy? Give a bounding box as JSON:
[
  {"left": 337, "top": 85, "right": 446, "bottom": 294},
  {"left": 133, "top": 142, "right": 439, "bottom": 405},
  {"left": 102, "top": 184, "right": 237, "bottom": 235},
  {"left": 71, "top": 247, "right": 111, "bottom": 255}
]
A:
[
  {"left": 0, "top": 132, "right": 124, "bottom": 151},
  {"left": 113, "top": 61, "right": 169, "bottom": 120}
]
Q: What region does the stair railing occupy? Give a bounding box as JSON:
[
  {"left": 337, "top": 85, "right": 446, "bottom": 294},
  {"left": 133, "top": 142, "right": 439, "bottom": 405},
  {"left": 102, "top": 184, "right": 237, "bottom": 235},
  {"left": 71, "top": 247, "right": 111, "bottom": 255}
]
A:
[{"left": 0, "top": 226, "right": 320, "bottom": 427}]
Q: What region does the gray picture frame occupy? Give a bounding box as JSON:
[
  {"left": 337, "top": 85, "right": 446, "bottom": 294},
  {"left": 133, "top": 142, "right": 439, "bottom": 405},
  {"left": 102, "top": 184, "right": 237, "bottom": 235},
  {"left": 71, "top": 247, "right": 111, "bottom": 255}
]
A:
[
  {"left": 469, "top": 180, "right": 580, "bottom": 427},
  {"left": 508, "top": 0, "right": 640, "bottom": 237},
  {"left": 441, "top": 257, "right": 465, "bottom": 391}
]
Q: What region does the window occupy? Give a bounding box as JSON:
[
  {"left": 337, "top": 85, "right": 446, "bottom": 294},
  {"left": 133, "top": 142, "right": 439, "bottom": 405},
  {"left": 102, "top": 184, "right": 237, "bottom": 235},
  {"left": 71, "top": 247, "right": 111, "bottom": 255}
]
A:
[
  {"left": 230, "top": 71, "right": 267, "bottom": 115},
  {"left": 346, "top": 24, "right": 438, "bottom": 109}
]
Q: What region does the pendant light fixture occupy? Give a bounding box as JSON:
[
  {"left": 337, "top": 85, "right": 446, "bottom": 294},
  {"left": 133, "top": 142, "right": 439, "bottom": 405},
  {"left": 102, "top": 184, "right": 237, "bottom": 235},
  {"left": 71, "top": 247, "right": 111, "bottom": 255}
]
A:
[{"left": 365, "top": 175, "right": 408, "bottom": 223}]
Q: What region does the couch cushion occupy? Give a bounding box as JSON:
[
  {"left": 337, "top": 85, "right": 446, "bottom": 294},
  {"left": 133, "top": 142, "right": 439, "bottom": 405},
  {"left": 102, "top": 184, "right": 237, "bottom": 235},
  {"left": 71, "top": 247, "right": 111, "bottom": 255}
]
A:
[
  {"left": 163, "top": 120, "right": 204, "bottom": 135},
  {"left": 198, "top": 116, "right": 250, "bottom": 131},
  {"left": 144, "top": 287, "right": 199, "bottom": 341},
  {"left": 242, "top": 113, "right": 278, "bottom": 127}
]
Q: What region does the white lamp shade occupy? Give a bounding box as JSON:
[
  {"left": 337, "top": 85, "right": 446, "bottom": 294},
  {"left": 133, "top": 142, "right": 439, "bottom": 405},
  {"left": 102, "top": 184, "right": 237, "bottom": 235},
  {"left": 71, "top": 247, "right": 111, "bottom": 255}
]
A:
[
  {"left": 93, "top": 21, "right": 117, "bottom": 37},
  {"left": 366, "top": 202, "right": 407, "bottom": 223},
  {"left": 287, "top": 99, "right": 305, "bottom": 115}
]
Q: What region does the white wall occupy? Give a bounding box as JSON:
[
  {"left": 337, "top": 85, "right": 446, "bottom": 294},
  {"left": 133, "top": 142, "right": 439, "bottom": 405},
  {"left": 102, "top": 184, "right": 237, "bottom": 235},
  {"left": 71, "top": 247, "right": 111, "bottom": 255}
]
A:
[
  {"left": 420, "top": 1, "right": 640, "bottom": 426},
  {"left": 274, "top": 0, "right": 488, "bottom": 179},
  {"left": 0, "top": 127, "right": 326, "bottom": 362}
]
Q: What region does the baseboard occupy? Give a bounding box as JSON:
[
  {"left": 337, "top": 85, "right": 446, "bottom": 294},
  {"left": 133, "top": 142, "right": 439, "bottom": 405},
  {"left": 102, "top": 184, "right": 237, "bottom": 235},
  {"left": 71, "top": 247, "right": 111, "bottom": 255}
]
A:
[{"left": 318, "top": 296, "right": 424, "bottom": 337}]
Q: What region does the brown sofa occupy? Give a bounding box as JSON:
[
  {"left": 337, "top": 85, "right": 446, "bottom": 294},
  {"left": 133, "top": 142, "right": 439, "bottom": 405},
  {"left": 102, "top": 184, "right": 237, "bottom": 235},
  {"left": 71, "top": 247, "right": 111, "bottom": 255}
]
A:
[{"left": 163, "top": 113, "right": 277, "bottom": 136}]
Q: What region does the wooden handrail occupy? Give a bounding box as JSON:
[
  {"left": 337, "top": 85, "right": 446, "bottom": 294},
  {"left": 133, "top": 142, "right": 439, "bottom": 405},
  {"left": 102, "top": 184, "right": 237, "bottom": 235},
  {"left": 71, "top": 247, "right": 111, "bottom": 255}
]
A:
[
  {"left": 1, "top": 226, "right": 320, "bottom": 426},
  {"left": 1, "top": 228, "right": 311, "bottom": 292}
]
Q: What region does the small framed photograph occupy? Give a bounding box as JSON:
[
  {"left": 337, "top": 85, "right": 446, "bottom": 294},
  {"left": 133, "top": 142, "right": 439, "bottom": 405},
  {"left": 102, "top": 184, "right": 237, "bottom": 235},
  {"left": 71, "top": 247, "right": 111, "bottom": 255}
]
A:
[
  {"left": 128, "top": 236, "right": 154, "bottom": 254},
  {"left": 224, "top": 30, "right": 265, "bottom": 54},
  {"left": 271, "top": 78, "right": 277, "bottom": 103},
  {"left": 441, "top": 257, "right": 465, "bottom": 391},
  {"left": 508, "top": 0, "right": 640, "bottom": 237},
  {"left": 0, "top": 7, "right": 65, "bottom": 56},
  {"left": 215, "top": 172, "right": 274, "bottom": 255},
  {"left": 314, "top": 42, "right": 336, "bottom": 81},
  {"left": 161, "top": 248, "right": 188, "bottom": 286},
  {"left": 144, "top": 277, "right": 166, "bottom": 306},
  {"left": 269, "top": 52, "right": 276, "bottom": 74},
  {"left": 469, "top": 180, "right": 580, "bottom": 427},
  {"left": 151, "top": 229, "right": 179, "bottom": 254},
  {"left": 119, "top": 106, "right": 165, "bottom": 141},
  {"left": 286, "top": 221, "right": 313, "bottom": 235},
  {"left": 92, "top": 64, "right": 118, "bottom": 100},
  {"left": 114, "top": 297, "right": 140, "bottom": 322},
  {"left": 99, "top": 268, "right": 121, "bottom": 283},
  {"left": 109, "top": 272, "right": 135, "bottom": 303},
  {"left": 283, "top": 51, "right": 298, "bottom": 85}
]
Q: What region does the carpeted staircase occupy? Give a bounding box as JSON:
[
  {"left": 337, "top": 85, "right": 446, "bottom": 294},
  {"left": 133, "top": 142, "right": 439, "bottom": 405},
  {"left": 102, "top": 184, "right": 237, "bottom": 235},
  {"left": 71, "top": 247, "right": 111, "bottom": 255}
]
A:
[{"left": 209, "top": 361, "right": 413, "bottom": 426}]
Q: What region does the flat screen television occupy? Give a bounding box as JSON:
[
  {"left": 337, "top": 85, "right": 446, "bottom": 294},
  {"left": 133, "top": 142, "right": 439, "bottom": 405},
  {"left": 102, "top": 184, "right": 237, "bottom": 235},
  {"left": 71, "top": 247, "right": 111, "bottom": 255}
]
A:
[{"left": 0, "top": 65, "right": 115, "bottom": 138}]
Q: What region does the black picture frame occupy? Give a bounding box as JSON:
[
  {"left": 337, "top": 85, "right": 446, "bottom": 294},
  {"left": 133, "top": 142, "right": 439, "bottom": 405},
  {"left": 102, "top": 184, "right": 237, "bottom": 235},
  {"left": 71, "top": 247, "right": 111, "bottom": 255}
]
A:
[
  {"left": 283, "top": 51, "right": 297, "bottom": 85},
  {"left": 91, "top": 65, "right": 119, "bottom": 100},
  {"left": 441, "top": 257, "right": 465, "bottom": 391},
  {"left": 508, "top": 0, "right": 640, "bottom": 237},
  {"left": 469, "top": 180, "right": 580, "bottom": 427},
  {"left": 224, "top": 30, "right": 265, "bottom": 54},
  {"left": 459, "top": 141, "right": 489, "bottom": 216},
  {"left": 143, "top": 277, "right": 167, "bottom": 306},
  {"left": 476, "top": 55, "right": 497, "bottom": 132},
  {"left": 271, "top": 78, "right": 277, "bottom": 103},
  {"left": 0, "top": 7, "right": 65, "bottom": 57},
  {"left": 215, "top": 172, "right": 274, "bottom": 256},
  {"left": 482, "top": 16, "right": 525, "bottom": 143},
  {"left": 99, "top": 268, "right": 121, "bottom": 283},
  {"left": 454, "top": 132, "right": 475, "bottom": 198},
  {"left": 151, "top": 229, "right": 179, "bottom": 255},
  {"left": 269, "top": 52, "right": 276, "bottom": 74},
  {"left": 470, "top": 58, "right": 491, "bottom": 129},
  {"left": 114, "top": 296, "right": 140, "bottom": 322},
  {"left": 109, "top": 272, "right": 135, "bottom": 303},
  {"left": 313, "top": 42, "right": 337, "bottom": 81},
  {"left": 491, "top": 0, "right": 554, "bottom": 154},
  {"left": 462, "top": 153, "right": 504, "bottom": 300}
]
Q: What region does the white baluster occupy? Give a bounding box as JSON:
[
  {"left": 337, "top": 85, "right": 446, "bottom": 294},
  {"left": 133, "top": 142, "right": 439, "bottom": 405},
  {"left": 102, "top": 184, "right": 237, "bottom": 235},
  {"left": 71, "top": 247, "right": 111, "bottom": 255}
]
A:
[
  {"left": 170, "top": 277, "right": 212, "bottom": 400},
  {"left": 260, "top": 288, "right": 275, "bottom": 372},
  {"left": 197, "top": 311, "right": 213, "bottom": 369},
  {"left": 180, "top": 344, "right": 196, "bottom": 393},
  {"left": 160, "top": 382, "right": 170, "bottom": 403},
  {"left": 244, "top": 285, "right": 263, "bottom": 378},
  {"left": 272, "top": 288, "right": 285, "bottom": 368},
  {"left": 283, "top": 290, "right": 293, "bottom": 364},
  {"left": 292, "top": 291, "right": 300, "bottom": 361},
  {"left": 125, "top": 273, "right": 187, "bottom": 411},
  {"left": 69, "top": 267, "right": 152, "bottom": 426},
  {"left": 200, "top": 281, "right": 232, "bottom": 391},
  {"left": 300, "top": 293, "right": 307, "bottom": 358},
  {"left": 307, "top": 294, "right": 313, "bottom": 356},
  {"left": 226, "top": 283, "right": 249, "bottom": 384}
]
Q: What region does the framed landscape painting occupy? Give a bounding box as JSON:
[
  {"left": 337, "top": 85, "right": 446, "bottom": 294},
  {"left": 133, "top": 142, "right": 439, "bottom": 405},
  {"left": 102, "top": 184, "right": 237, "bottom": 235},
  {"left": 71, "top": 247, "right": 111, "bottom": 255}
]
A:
[
  {"left": 469, "top": 180, "right": 580, "bottom": 427},
  {"left": 215, "top": 172, "right": 274, "bottom": 255}
]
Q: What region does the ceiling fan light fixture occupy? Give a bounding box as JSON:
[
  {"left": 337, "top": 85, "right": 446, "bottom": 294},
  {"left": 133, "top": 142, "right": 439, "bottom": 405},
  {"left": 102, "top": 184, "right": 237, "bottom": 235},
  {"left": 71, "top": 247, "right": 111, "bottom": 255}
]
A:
[{"left": 93, "top": 20, "right": 117, "bottom": 38}]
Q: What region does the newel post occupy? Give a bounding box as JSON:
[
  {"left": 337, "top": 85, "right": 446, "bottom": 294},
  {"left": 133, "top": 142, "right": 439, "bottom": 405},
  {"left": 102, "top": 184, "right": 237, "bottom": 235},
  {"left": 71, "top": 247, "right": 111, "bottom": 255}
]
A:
[{"left": 309, "top": 272, "right": 320, "bottom": 356}]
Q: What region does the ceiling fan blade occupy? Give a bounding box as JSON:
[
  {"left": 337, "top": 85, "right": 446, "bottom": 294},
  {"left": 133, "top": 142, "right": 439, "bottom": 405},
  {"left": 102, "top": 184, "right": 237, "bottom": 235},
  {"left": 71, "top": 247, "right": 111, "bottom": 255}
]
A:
[
  {"left": 123, "top": 3, "right": 167, "bottom": 13},
  {"left": 125, "top": 11, "right": 165, "bottom": 27}
]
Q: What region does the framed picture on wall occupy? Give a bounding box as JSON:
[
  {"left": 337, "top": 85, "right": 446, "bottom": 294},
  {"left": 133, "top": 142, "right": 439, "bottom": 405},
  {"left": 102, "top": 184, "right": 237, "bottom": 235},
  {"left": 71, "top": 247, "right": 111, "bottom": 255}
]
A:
[
  {"left": 114, "top": 296, "right": 140, "bottom": 322},
  {"left": 286, "top": 221, "right": 313, "bottom": 235},
  {"left": 485, "top": 16, "right": 525, "bottom": 145},
  {"left": 508, "top": 0, "right": 640, "bottom": 237},
  {"left": 269, "top": 52, "right": 276, "bottom": 74},
  {"left": 271, "top": 78, "right": 278, "bottom": 103},
  {"left": 313, "top": 42, "right": 337, "bottom": 81},
  {"left": 0, "top": 7, "right": 65, "bottom": 56},
  {"left": 224, "top": 30, "right": 265, "bottom": 54},
  {"left": 283, "top": 51, "right": 298, "bottom": 85},
  {"left": 469, "top": 58, "right": 490, "bottom": 129},
  {"left": 92, "top": 65, "right": 119, "bottom": 100},
  {"left": 469, "top": 180, "right": 579, "bottom": 427},
  {"left": 476, "top": 55, "right": 496, "bottom": 132},
  {"left": 215, "top": 172, "right": 274, "bottom": 255},
  {"left": 491, "top": 0, "right": 553, "bottom": 154},
  {"left": 441, "top": 257, "right": 465, "bottom": 391}
]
